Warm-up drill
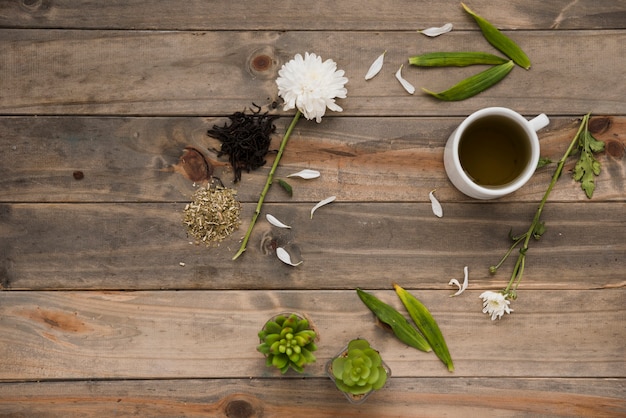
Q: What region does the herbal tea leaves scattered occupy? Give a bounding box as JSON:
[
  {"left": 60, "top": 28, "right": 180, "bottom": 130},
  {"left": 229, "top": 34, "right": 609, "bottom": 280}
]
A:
[
  {"left": 310, "top": 196, "right": 336, "bottom": 219},
  {"left": 395, "top": 65, "right": 416, "bottom": 94},
  {"left": 573, "top": 114, "right": 605, "bottom": 198},
  {"left": 423, "top": 60, "right": 514, "bottom": 101},
  {"left": 448, "top": 266, "right": 469, "bottom": 297},
  {"left": 207, "top": 106, "right": 278, "bottom": 182},
  {"left": 461, "top": 3, "right": 531, "bottom": 70},
  {"left": 277, "top": 179, "right": 293, "bottom": 196},
  {"left": 365, "top": 51, "right": 386, "bottom": 80},
  {"left": 287, "top": 169, "right": 321, "bottom": 179},
  {"left": 356, "top": 288, "right": 431, "bottom": 352},
  {"left": 429, "top": 189, "right": 443, "bottom": 218},
  {"left": 419, "top": 23, "right": 453, "bottom": 37},
  {"left": 394, "top": 284, "right": 454, "bottom": 372},
  {"left": 183, "top": 186, "right": 241, "bottom": 245},
  {"left": 266, "top": 214, "right": 291, "bottom": 229},
  {"left": 276, "top": 247, "right": 303, "bottom": 266}
]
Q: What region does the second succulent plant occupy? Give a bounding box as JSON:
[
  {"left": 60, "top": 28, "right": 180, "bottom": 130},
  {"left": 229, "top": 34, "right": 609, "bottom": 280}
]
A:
[{"left": 257, "top": 313, "right": 317, "bottom": 374}]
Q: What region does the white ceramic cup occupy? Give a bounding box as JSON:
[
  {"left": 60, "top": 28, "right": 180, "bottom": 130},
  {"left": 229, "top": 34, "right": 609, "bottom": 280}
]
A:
[{"left": 443, "top": 107, "right": 550, "bottom": 199}]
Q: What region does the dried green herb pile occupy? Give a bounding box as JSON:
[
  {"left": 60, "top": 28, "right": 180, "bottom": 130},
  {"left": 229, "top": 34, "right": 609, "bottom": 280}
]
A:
[
  {"left": 207, "top": 106, "right": 278, "bottom": 182},
  {"left": 183, "top": 186, "right": 241, "bottom": 245}
]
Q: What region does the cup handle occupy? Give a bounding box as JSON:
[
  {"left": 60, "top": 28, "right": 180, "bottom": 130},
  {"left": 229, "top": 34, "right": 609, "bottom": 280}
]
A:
[{"left": 529, "top": 113, "right": 550, "bottom": 132}]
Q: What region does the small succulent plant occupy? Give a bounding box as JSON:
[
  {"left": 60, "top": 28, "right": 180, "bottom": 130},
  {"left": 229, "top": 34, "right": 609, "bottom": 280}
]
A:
[
  {"left": 331, "top": 339, "right": 388, "bottom": 396},
  {"left": 257, "top": 313, "right": 317, "bottom": 374}
]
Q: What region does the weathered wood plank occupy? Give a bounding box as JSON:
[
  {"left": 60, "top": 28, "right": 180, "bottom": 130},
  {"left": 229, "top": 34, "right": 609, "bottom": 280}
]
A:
[
  {"left": 1, "top": 202, "right": 625, "bottom": 291},
  {"left": 0, "top": 378, "right": 624, "bottom": 417},
  {"left": 1, "top": 0, "right": 625, "bottom": 30},
  {"left": 0, "top": 116, "right": 623, "bottom": 203},
  {"left": 0, "top": 290, "right": 624, "bottom": 381},
  {"left": 1, "top": 30, "right": 624, "bottom": 116}
]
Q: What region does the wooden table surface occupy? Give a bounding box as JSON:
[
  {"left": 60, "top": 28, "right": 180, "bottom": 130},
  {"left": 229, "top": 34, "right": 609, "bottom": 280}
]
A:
[{"left": 1, "top": 1, "right": 625, "bottom": 416}]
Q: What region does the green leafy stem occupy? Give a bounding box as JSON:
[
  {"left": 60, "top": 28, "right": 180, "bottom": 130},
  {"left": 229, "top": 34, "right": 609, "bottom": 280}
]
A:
[{"left": 490, "top": 113, "right": 604, "bottom": 298}]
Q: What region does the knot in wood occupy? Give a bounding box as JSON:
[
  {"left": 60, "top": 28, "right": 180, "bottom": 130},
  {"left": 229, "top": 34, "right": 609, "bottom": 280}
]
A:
[
  {"left": 223, "top": 394, "right": 262, "bottom": 418},
  {"left": 247, "top": 47, "right": 278, "bottom": 79},
  {"left": 606, "top": 140, "right": 625, "bottom": 159},
  {"left": 20, "top": 0, "right": 48, "bottom": 12}
]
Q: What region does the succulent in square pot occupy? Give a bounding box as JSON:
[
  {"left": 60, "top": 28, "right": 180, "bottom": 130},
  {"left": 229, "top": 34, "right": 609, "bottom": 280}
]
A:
[
  {"left": 326, "top": 338, "right": 391, "bottom": 404},
  {"left": 257, "top": 312, "right": 318, "bottom": 374}
]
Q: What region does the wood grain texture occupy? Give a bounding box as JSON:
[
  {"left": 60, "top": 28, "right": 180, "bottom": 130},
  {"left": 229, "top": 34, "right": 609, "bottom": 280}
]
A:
[
  {"left": 0, "top": 378, "right": 624, "bottom": 417},
  {"left": 1, "top": 202, "right": 625, "bottom": 290},
  {"left": 0, "top": 116, "right": 624, "bottom": 204},
  {"left": 1, "top": 30, "right": 625, "bottom": 116},
  {"left": 1, "top": 0, "right": 624, "bottom": 414},
  {"left": 1, "top": 0, "right": 625, "bottom": 30},
  {"left": 0, "top": 290, "right": 624, "bottom": 380}
]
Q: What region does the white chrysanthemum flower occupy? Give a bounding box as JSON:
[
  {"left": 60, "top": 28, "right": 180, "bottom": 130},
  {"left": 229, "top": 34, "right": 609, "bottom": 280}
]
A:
[
  {"left": 276, "top": 52, "right": 348, "bottom": 123},
  {"left": 479, "top": 291, "right": 513, "bottom": 320}
]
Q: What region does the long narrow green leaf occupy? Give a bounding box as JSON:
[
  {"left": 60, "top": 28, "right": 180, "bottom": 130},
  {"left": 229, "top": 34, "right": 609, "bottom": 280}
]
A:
[
  {"left": 462, "top": 3, "right": 531, "bottom": 70},
  {"left": 423, "top": 60, "right": 514, "bottom": 101}
]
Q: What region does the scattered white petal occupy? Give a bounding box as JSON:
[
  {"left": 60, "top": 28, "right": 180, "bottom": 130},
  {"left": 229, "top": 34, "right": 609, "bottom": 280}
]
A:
[
  {"left": 179, "top": 262, "right": 186, "bottom": 267},
  {"left": 395, "top": 65, "right": 415, "bottom": 95},
  {"left": 448, "top": 266, "right": 469, "bottom": 297},
  {"left": 365, "top": 51, "right": 386, "bottom": 80},
  {"left": 310, "top": 196, "right": 336, "bottom": 219},
  {"left": 276, "top": 247, "right": 303, "bottom": 266},
  {"left": 429, "top": 189, "right": 443, "bottom": 218},
  {"left": 420, "top": 23, "right": 453, "bottom": 37},
  {"left": 287, "top": 169, "right": 321, "bottom": 179},
  {"left": 266, "top": 214, "right": 291, "bottom": 229}
]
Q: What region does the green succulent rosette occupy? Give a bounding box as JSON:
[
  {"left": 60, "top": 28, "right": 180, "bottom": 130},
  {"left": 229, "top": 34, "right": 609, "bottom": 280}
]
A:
[
  {"left": 257, "top": 313, "right": 317, "bottom": 374},
  {"left": 331, "top": 339, "right": 388, "bottom": 395}
]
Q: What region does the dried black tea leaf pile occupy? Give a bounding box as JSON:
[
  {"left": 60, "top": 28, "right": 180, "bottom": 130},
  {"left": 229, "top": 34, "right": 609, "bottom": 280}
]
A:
[{"left": 208, "top": 106, "right": 278, "bottom": 182}]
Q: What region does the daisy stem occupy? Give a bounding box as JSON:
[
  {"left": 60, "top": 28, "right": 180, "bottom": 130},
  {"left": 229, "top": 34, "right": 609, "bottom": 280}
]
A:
[
  {"left": 232, "top": 110, "right": 302, "bottom": 260},
  {"left": 502, "top": 114, "right": 589, "bottom": 295}
]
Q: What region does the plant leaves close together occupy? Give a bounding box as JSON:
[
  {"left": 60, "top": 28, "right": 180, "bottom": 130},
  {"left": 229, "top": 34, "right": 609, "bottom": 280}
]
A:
[
  {"left": 573, "top": 114, "right": 605, "bottom": 198},
  {"left": 356, "top": 288, "right": 431, "bottom": 352},
  {"left": 394, "top": 284, "right": 454, "bottom": 372}
]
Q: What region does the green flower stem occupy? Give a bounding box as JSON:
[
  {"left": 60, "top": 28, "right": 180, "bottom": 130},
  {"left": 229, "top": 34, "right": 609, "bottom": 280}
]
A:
[
  {"left": 502, "top": 113, "right": 590, "bottom": 295},
  {"left": 232, "top": 110, "right": 302, "bottom": 260}
]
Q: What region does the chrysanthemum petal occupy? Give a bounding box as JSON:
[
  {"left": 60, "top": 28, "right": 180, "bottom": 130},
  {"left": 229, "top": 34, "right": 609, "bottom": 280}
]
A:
[
  {"left": 395, "top": 65, "right": 416, "bottom": 95},
  {"left": 420, "top": 23, "right": 453, "bottom": 37},
  {"left": 365, "top": 51, "right": 386, "bottom": 80}
]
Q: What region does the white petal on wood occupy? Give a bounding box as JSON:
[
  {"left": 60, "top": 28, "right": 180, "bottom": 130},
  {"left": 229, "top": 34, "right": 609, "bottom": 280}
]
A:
[
  {"left": 310, "top": 196, "right": 336, "bottom": 219},
  {"left": 395, "top": 65, "right": 415, "bottom": 95},
  {"left": 266, "top": 214, "right": 291, "bottom": 229},
  {"left": 286, "top": 169, "right": 321, "bottom": 179},
  {"left": 420, "top": 23, "right": 453, "bottom": 37},
  {"left": 365, "top": 51, "right": 386, "bottom": 80},
  {"left": 276, "top": 247, "right": 303, "bottom": 266},
  {"left": 429, "top": 190, "right": 443, "bottom": 218},
  {"left": 449, "top": 266, "right": 469, "bottom": 297}
]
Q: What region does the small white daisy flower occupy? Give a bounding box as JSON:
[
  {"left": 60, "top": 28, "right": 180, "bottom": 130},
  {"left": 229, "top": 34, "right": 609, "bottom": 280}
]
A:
[
  {"left": 276, "top": 52, "right": 348, "bottom": 123},
  {"left": 479, "top": 291, "right": 513, "bottom": 320}
]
